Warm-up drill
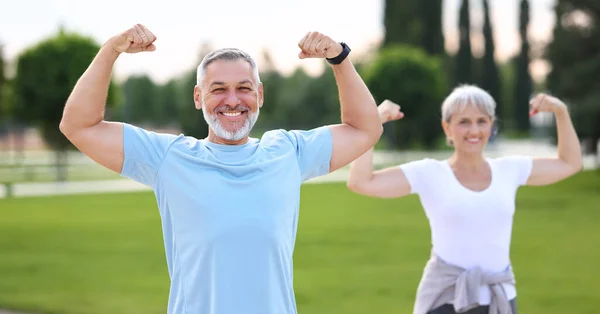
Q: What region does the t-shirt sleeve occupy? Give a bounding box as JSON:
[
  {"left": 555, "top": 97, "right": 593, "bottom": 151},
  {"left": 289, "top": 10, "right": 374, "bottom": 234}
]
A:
[
  {"left": 498, "top": 155, "right": 534, "bottom": 186},
  {"left": 284, "top": 126, "right": 333, "bottom": 182},
  {"left": 398, "top": 159, "right": 435, "bottom": 195},
  {"left": 120, "top": 123, "right": 180, "bottom": 187}
]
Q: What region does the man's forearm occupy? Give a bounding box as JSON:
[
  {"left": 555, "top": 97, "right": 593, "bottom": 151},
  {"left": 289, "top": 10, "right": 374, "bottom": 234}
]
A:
[
  {"left": 60, "top": 43, "right": 120, "bottom": 134},
  {"left": 332, "top": 59, "right": 381, "bottom": 135}
]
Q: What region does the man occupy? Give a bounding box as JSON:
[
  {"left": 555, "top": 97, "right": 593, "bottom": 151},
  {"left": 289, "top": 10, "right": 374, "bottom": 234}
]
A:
[{"left": 59, "top": 24, "right": 382, "bottom": 314}]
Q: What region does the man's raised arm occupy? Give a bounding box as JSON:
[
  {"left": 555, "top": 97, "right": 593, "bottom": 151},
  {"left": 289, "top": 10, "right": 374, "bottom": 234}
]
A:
[
  {"left": 59, "top": 24, "right": 157, "bottom": 173},
  {"left": 297, "top": 32, "right": 383, "bottom": 173}
]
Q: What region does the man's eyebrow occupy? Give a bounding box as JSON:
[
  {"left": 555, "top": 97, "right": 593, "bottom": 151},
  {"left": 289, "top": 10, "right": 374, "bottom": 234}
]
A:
[{"left": 209, "top": 81, "right": 226, "bottom": 88}]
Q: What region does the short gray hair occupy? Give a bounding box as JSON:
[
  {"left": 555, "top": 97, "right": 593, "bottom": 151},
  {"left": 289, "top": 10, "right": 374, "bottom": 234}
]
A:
[
  {"left": 441, "top": 84, "right": 496, "bottom": 122},
  {"left": 196, "top": 48, "right": 261, "bottom": 86}
]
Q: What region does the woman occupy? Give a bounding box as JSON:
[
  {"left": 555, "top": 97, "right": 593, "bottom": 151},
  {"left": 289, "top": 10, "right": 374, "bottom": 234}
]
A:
[{"left": 346, "top": 85, "right": 583, "bottom": 314}]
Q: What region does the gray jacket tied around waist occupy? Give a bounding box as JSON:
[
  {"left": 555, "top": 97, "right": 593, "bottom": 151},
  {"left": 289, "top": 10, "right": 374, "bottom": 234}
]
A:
[{"left": 413, "top": 253, "right": 516, "bottom": 314}]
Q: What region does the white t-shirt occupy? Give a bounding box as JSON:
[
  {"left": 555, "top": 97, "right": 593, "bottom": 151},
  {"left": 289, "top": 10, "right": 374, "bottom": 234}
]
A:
[{"left": 399, "top": 156, "right": 533, "bottom": 304}]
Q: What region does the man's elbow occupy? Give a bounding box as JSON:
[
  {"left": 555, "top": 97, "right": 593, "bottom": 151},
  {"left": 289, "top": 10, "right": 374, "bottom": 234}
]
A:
[
  {"left": 59, "top": 114, "right": 81, "bottom": 139},
  {"left": 59, "top": 118, "right": 72, "bottom": 137},
  {"left": 368, "top": 124, "right": 384, "bottom": 144},
  {"left": 362, "top": 123, "right": 383, "bottom": 142},
  {"left": 377, "top": 124, "right": 383, "bottom": 136}
]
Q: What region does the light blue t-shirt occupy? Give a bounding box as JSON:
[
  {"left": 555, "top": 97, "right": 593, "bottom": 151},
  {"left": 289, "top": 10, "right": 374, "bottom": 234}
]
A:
[{"left": 120, "top": 123, "right": 333, "bottom": 314}]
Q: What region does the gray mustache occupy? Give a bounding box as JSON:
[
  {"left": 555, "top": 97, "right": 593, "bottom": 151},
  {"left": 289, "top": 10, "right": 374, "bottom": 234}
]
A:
[{"left": 215, "top": 105, "right": 249, "bottom": 112}]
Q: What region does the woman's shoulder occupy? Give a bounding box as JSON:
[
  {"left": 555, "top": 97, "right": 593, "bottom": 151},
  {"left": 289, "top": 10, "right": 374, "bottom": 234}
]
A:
[{"left": 399, "top": 157, "right": 447, "bottom": 173}]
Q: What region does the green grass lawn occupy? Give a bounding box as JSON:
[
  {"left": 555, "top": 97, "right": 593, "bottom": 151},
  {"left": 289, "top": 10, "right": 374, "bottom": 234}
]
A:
[{"left": 0, "top": 170, "right": 599, "bottom": 314}]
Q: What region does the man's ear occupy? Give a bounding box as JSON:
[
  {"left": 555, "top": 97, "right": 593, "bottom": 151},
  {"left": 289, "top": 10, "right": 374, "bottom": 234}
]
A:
[
  {"left": 194, "top": 85, "right": 202, "bottom": 110},
  {"left": 258, "top": 82, "right": 264, "bottom": 108}
]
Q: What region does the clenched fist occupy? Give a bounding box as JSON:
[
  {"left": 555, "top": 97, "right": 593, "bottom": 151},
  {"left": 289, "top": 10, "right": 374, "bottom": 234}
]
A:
[
  {"left": 529, "top": 93, "right": 567, "bottom": 116},
  {"left": 108, "top": 24, "right": 157, "bottom": 54},
  {"left": 297, "top": 32, "right": 343, "bottom": 59},
  {"left": 378, "top": 100, "right": 404, "bottom": 124}
]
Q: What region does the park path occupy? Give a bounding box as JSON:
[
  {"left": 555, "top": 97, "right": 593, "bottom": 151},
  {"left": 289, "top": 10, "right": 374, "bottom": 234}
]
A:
[
  {"left": 0, "top": 167, "right": 351, "bottom": 199},
  {"left": 1, "top": 139, "right": 597, "bottom": 199}
]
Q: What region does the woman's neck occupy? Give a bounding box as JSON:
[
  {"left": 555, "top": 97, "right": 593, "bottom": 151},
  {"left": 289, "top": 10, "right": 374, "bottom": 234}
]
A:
[{"left": 448, "top": 151, "right": 487, "bottom": 172}]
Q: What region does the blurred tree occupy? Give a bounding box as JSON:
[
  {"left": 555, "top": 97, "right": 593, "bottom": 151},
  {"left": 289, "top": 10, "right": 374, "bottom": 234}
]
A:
[
  {"left": 419, "top": 0, "right": 445, "bottom": 56},
  {"left": 456, "top": 0, "right": 473, "bottom": 86},
  {"left": 176, "top": 70, "right": 208, "bottom": 139},
  {"left": 383, "top": 0, "right": 449, "bottom": 112},
  {"left": 0, "top": 45, "right": 5, "bottom": 118},
  {"left": 275, "top": 67, "right": 313, "bottom": 130},
  {"left": 499, "top": 58, "right": 517, "bottom": 131},
  {"left": 383, "top": 0, "right": 421, "bottom": 47},
  {"left": 363, "top": 45, "right": 448, "bottom": 150},
  {"left": 1, "top": 78, "right": 24, "bottom": 164},
  {"left": 311, "top": 65, "right": 345, "bottom": 127},
  {"left": 13, "top": 28, "right": 118, "bottom": 181},
  {"left": 256, "top": 49, "right": 285, "bottom": 132},
  {"left": 546, "top": 0, "right": 600, "bottom": 159},
  {"left": 0, "top": 44, "right": 8, "bottom": 156},
  {"left": 122, "top": 74, "right": 160, "bottom": 124},
  {"left": 291, "top": 65, "right": 340, "bottom": 130},
  {"left": 514, "top": 0, "right": 533, "bottom": 133},
  {"left": 384, "top": 0, "right": 444, "bottom": 56},
  {"left": 481, "top": 0, "right": 503, "bottom": 126},
  {"left": 157, "top": 79, "right": 179, "bottom": 126},
  {"left": 174, "top": 42, "right": 213, "bottom": 140}
]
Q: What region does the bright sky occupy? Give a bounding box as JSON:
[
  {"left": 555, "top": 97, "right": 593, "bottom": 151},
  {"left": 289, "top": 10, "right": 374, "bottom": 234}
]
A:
[{"left": 1, "top": 0, "right": 556, "bottom": 83}]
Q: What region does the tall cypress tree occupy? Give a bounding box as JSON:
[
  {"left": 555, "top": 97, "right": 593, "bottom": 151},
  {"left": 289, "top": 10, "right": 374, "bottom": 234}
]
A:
[
  {"left": 419, "top": 0, "right": 445, "bottom": 56},
  {"left": 514, "top": 0, "right": 532, "bottom": 132},
  {"left": 546, "top": 0, "right": 600, "bottom": 157},
  {"left": 383, "top": 0, "right": 444, "bottom": 56},
  {"left": 0, "top": 44, "right": 5, "bottom": 120},
  {"left": 382, "top": 0, "right": 447, "bottom": 149},
  {"left": 383, "top": 0, "right": 420, "bottom": 47},
  {"left": 481, "top": 0, "right": 502, "bottom": 121},
  {"left": 0, "top": 44, "right": 8, "bottom": 154},
  {"left": 456, "top": 0, "right": 473, "bottom": 85}
]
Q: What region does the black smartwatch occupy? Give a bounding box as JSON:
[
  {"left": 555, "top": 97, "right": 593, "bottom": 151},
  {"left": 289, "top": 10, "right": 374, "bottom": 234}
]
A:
[{"left": 326, "top": 42, "right": 351, "bottom": 65}]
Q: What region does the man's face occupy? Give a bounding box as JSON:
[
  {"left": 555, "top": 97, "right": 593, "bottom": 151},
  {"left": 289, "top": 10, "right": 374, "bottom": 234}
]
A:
[{"left": 194, "top": 59, "right": 263, "bottom": 142}]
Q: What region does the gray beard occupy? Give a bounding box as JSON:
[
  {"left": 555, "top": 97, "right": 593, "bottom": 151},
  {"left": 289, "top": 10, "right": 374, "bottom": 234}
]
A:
[{"left": 202, "top": 104, "right": 259, "bottom": 141}]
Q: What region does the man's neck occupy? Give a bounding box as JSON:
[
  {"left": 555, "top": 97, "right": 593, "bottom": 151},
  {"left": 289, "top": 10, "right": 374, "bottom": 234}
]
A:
[{"left": 206, "top": 130, "right": 249, "bottom": 145}]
